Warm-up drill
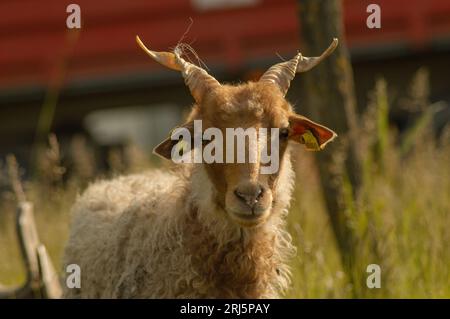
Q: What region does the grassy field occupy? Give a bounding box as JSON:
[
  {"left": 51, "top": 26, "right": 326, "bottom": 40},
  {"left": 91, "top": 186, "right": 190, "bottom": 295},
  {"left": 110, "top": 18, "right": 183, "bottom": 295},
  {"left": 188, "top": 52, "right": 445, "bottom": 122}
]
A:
[{"left": 0, "top": 78, "right": 449, "bottom": 298}]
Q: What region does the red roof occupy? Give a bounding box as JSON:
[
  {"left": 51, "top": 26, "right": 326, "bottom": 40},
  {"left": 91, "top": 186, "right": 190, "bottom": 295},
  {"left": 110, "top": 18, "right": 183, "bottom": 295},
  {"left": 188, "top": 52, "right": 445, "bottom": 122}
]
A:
[{"left": 1, "top": 0, "right": 450, "bottom": 90}]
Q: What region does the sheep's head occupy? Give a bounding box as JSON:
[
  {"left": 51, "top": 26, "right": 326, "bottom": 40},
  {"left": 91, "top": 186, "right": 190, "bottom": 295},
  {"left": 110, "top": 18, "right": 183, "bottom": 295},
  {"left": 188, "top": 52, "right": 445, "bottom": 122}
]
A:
[{"left": 137, "top": 36, "right": 338, "bottom": 227}]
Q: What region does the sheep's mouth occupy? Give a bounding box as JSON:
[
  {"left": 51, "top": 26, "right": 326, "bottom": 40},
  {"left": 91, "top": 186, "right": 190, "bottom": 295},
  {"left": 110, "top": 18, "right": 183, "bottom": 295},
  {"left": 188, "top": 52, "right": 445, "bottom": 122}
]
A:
[{"left": 228, "top": 211, "right": 269, "bottom": 227}]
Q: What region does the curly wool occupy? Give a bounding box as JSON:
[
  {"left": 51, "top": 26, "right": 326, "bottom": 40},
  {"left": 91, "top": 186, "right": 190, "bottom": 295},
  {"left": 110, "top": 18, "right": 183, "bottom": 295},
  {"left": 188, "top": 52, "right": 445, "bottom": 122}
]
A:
[{"left": 62, "top": 154, "right": 296, "bottom": 298}]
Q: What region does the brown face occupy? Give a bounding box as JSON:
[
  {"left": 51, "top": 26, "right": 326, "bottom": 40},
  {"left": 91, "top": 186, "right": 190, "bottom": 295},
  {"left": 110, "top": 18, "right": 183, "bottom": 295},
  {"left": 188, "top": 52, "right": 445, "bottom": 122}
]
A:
[
  {"left": 154, "top": 81, "right": 337, "bottom": 228},
  {"left": 199, "top": 83, "right": 291, "bottom": 227}
]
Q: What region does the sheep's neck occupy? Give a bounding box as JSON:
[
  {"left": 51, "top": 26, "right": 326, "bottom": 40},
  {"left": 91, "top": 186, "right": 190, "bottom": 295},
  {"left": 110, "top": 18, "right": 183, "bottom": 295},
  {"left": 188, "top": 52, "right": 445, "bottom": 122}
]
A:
[{"left": 182, "top": 206, "right": 279, "bottom": 298}]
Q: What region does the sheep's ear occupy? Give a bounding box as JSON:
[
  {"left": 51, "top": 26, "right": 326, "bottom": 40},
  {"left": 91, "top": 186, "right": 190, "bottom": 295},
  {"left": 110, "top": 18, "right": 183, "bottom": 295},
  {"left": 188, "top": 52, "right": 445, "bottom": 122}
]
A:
[
  {"left": 288, "top": 115, "right": 337, "bottom": 151},
  {"left": 153, "top": 121, "right": 195, "bottom": 160}
]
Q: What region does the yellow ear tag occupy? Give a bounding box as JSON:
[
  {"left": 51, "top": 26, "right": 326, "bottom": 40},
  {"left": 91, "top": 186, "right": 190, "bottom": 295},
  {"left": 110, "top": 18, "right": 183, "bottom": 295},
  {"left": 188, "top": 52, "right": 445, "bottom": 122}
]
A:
[{"left": 301, "top": 130, "right": 321, "bottom": 151}]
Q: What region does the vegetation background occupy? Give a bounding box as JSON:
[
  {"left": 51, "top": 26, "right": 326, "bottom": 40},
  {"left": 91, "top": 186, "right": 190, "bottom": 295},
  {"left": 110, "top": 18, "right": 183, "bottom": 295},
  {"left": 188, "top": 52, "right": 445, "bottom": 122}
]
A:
[{"left": 0, "top": 71, "right": 448, "bottom": 298}]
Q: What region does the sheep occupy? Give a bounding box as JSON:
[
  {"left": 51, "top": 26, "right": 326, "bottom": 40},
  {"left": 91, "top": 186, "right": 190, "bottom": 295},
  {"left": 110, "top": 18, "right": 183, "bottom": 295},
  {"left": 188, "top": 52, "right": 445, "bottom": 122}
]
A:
[{"left": 62, "top": 36, "right": 338, "bottom": 298}]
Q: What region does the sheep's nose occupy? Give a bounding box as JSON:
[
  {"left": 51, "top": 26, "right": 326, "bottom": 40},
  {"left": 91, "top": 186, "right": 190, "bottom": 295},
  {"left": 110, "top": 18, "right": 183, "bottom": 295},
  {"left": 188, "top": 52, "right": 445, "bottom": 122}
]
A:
[{"left": 234, "top": 183, "right": 264, "bottom": 211}]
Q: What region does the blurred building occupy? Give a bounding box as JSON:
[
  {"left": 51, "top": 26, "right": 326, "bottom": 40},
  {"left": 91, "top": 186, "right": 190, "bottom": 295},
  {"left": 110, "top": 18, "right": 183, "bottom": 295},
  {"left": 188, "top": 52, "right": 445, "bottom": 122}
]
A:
[{"left": 1, "top": 0, "right": 450, "bottom": 158}]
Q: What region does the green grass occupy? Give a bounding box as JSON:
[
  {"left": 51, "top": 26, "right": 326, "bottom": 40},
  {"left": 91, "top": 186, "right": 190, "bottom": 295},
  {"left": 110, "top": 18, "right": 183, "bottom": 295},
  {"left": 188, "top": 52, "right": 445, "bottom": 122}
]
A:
[
  {"left": 285, "top": 138, "right": 450, "bottom": 298},
  {"left": 284, "top": 78, "right": 450, "bottom": 298}
]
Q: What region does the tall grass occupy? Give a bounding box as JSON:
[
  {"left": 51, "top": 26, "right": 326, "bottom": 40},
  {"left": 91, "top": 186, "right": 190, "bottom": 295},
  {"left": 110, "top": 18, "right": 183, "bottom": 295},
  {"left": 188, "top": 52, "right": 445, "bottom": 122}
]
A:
[
  {"left": 0, "top": 75, "right": 449, "bottom": 298},
  {"left": 286, "top": 74, "right": 450, "bottom": 298}
]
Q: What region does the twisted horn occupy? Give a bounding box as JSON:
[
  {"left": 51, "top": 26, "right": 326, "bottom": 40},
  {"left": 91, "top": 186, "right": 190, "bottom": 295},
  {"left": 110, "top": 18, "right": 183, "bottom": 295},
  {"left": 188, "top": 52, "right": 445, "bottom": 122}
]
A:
[
  {"left": 136, "top": 35, "right": 221, "bottom": 103},
  {"left": 259, "top": 38, "right": 338, "bottom": 96}
]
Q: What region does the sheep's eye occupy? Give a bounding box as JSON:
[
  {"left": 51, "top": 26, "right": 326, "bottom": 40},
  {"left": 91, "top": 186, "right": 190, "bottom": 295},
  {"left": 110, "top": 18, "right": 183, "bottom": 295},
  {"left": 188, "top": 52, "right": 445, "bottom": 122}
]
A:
[{"left": 279, "top": 128, "right": 289, "bottom": 140}]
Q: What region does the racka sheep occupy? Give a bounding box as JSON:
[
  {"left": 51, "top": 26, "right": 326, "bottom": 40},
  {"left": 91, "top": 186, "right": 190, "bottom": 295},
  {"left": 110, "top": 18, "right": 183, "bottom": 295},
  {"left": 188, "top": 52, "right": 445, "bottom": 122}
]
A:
[{"left": 62, "top": 36, "right": 338, "bottom": 298}]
